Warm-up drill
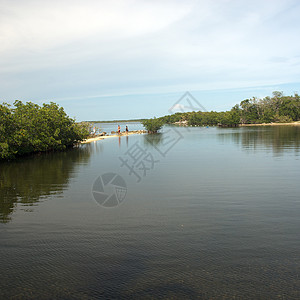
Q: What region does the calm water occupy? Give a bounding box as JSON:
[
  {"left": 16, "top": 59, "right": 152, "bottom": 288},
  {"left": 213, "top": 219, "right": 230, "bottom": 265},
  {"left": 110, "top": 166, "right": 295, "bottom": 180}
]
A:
[
  {"left": 92, "top": 122, "right": 144, "bottom": 134},
  {"left": 1, "top": 125, "right": 300, "bottom": 299}
]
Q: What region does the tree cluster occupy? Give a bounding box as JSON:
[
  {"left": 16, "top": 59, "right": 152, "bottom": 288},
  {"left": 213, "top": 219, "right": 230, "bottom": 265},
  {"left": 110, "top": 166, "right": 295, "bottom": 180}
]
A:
[
  {"left": 0, "top": 101, "right": 89, "bottom": 160},
  {"left": 158, "top": 92, "right": 300, "bottom": 127},
  {"left": 239, "top": 91, "right": 300, "bottom": 124},
  {"left": 141, "top": 117, "right": 164, "bottom": 133}
]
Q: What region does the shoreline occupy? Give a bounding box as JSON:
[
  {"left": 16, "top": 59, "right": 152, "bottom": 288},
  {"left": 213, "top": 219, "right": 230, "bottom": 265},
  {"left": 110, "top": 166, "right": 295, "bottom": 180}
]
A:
[
  {"left": 81, "top": 130, "right": 147, "bottom": 144},
  {"left": 81, "top": 121, "right": 300, "bottom": 144},
  {"left": 240, "top": 121, "right": 300, "bottom": 127}
]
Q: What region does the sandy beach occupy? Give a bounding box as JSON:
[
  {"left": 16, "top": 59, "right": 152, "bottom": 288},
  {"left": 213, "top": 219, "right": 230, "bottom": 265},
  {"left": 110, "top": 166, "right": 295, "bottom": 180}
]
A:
[
  {"left": 81, "top": 130, "right": 147, "bottom": 144},
  {"left": 240, "top": 121, "right": 300, "bottom": 127}
]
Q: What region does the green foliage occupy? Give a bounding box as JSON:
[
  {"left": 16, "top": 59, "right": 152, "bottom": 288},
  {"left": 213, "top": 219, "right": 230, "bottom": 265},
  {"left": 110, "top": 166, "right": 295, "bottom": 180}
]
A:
[
  {"left": 0, "top": 100, "right": 89, "bottom": 160},
  {"left": 218, "top": 109, "right": 240, "bottom": 127},
  {"left": 142, "top": 117, "right": 164, "bottom": 133},
  {"left": 237, "top": 92, "right": 300, "bottom": 124},
  {"left": 187, "top": 111, "right": 221, "bottom": 126},
  {"left": 159, "top": 112, "right": 184, "bottom": 124},
  {"left": 273, "top": 114, "right": 293, "bottom": 123},
  {"left": 151, "top": 91, "right": 300, "bottom": 128}
]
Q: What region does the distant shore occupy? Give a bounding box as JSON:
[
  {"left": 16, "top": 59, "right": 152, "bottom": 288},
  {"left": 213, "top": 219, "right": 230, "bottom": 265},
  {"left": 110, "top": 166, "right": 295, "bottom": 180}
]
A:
[
  {"left": 86, "top": 119, "right": 143, "bottom": 123},
  {"left": 81, "top": 130, "right": 147, "bottom": 144},
  {"left": 240, "top": 121, "right": 300, "bottom": 127},
  {"left": 81, "top": 121, "right": 300, "bottom": 144}
]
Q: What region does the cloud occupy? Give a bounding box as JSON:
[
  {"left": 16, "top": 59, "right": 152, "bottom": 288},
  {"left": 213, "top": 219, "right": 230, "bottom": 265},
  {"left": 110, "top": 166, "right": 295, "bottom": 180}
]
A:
[
  {"left": 0, "top": 0, "right": 193, "bottom": 53},
  {"left": 0, "top": 0, "right": 300, "bottom": 110}
]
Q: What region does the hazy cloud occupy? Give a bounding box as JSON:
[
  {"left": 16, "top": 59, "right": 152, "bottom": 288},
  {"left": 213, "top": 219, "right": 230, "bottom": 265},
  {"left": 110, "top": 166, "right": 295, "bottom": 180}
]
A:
[{"left": 1, "top": 0, "right": 300, "bottom": 119}]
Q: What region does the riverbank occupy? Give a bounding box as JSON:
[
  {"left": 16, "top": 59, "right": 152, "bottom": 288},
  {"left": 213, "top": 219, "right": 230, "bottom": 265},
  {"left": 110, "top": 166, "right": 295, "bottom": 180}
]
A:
[
  {"left": 81, "top": 130, "right": 147, "bottom": 144},
  {"left": 240, "top": 121, "right": 300, "bottom": 127}
]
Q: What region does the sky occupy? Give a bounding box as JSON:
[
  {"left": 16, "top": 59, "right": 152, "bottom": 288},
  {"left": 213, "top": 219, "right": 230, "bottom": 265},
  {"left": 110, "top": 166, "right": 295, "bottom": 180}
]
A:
[{"left": 1, "top": 0, "right": 300, "bottom": 121}]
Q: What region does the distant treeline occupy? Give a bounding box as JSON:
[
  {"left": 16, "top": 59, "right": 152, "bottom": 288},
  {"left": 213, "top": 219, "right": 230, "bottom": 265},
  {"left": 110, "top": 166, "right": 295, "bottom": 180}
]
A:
[
  {"left": 158, "top": 91, "right": 300, "bottom": 127},
  {"left": 0, "top": 101, "right": 89, "bottom": 160},
  {"left": 89, "top": 119, "right": 143, "bottom": 123}
]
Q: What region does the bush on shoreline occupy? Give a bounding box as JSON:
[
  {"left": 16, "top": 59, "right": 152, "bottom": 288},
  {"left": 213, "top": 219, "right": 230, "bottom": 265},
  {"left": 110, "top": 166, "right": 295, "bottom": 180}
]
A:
[
  {"left": 0, "top": 101, "right": 89, "bottom": 160},
  {"left": 142, "top": 118, "right": 164, "bottom": 133}
]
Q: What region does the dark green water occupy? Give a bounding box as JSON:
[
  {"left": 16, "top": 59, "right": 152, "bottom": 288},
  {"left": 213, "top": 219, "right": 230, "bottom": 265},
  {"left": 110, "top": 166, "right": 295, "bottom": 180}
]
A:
[{"left": 1, "top": 126, "right": 300, "bottom": 299}]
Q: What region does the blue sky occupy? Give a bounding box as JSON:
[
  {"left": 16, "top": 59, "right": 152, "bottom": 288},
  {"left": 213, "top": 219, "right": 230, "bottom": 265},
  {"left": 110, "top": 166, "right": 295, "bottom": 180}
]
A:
[{"left": 1, "top": 0, "right": 300, "bottom": 121}]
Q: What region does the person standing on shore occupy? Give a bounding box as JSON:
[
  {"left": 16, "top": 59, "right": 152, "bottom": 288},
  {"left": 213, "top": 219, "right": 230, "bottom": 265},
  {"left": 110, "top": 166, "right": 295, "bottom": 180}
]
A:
[
  {"left": 125, "top": 126, "right": 128, "bottom": 134},
  {"left": 118, "top": 125, "right": 120, "bottom": 134}
]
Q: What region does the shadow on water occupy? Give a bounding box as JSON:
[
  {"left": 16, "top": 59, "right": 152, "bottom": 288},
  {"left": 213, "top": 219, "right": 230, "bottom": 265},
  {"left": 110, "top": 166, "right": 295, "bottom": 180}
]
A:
[
  {"left": 0, "top": 145, "right": 93, "bottom": 223},
  {"left": 217, "top": 126, "right": 300, "bottom": 156}
]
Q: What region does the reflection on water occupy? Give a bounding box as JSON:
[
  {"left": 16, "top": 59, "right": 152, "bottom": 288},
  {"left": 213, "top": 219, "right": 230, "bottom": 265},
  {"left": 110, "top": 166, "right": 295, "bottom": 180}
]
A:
[
  {"left": 217, "top": 126, "right": 300, "bottom": 156},
  {"left": 1, "top": 125, "right": 300, "bottom": 299},
  {"left": 2, "top": 126, "right": 299, "bottom": 224},
  {"left": 0, "top": 145, "right": 92, "bottom": 223},
  {"left": 143, "top": 133, "right": 163, "bottom": 147}
]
